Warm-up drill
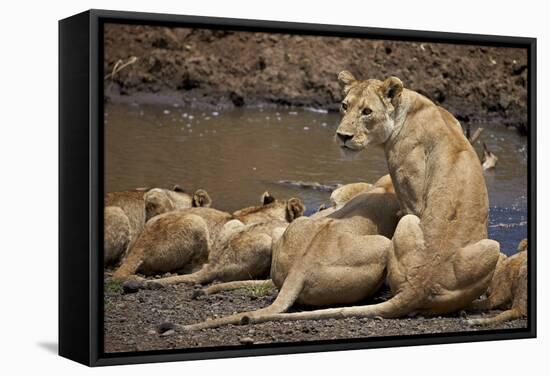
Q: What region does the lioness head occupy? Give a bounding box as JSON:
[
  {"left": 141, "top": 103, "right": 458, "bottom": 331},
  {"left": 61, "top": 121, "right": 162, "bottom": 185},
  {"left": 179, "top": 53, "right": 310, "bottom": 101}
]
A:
[
  {"left": 232, "top": 193, "right": 305, "bottom": 225},
  {"left": 335, "top": 70, "right": 403, "bottom": 151},
  {"left": 144, "top": 187, "right": 212, "bottom": 221}
]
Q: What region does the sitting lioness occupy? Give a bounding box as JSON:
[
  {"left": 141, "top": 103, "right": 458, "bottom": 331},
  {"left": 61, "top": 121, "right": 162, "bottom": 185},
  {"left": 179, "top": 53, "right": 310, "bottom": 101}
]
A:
[
  {"left": 183, "top": 72, "right": 499, "bottom": 330},
  {"left": 112, "top": 193, "right": 304, "bottom": 282},
  {"left": 104, "top": 186, "right": 211, "bottom": 266},
  {"left": 467, "top": 239, "right": 527, "bottom": 326}
]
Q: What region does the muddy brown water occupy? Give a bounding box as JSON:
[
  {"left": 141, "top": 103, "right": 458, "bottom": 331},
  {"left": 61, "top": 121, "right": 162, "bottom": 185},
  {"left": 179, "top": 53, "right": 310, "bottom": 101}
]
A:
[{"left": 105, "top": 102, "right": 527, "bottom": 255}]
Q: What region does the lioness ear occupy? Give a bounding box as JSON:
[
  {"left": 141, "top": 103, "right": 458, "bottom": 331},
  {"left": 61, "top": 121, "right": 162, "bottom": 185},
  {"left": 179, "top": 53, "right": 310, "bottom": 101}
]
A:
[
  {"left": 261, "top": 191, "right": 275, "bottom": 205},
  {"left": 338, "top": 70, "right": 357, "bottom": 94},
  {"left": 381, "top": 76, "right": 403, "bottom": 105},
  {"left": 193, "top": 189, "right": 212, "bottom": 208},
  {"left": 338, "top": 70, "right": 357, "bottom": 86},
  {"left": 285, "top": 198, "right": 305, "bottom": 222}
]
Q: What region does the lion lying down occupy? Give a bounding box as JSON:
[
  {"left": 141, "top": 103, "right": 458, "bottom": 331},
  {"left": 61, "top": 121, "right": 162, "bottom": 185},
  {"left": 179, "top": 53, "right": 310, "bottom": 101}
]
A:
[
  {"left": 104, "top": 186, "right": 211, "bottom": 266},
  {"left": 200, "top": 175, "right": 397, "bottom": 298},
  {"left": 467, "top": 239, "right": 528, "bottom": 326},
  {"left": 182, "top": 71, "right": 500, "bottom": 330},
  {"left": 139, "top": 194, "right": 305, "bottom": 287},
  {"left": 111, "top": 192, "right": 304, "bottom": 283},
  {"left": 183, "top": 176, "right": 399, "bottom": 329}
]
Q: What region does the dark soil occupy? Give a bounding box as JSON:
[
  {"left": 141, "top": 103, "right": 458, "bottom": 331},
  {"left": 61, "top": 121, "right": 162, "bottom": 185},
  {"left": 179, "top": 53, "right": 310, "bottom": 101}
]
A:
[
  {"left": 104, "top": 277, "right": 527, "bottom": 353},
  {"left": 104, "top": 23, "right": 528, "bottom": 133}
]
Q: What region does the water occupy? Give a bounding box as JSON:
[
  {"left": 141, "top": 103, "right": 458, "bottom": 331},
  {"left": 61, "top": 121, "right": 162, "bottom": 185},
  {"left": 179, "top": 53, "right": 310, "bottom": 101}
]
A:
[{"left": 104, "top": 103, "right": 528, "bottom": 255}]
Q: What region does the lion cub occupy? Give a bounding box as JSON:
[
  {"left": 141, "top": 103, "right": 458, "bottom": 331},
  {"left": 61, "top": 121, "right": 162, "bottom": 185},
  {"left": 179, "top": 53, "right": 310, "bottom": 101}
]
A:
[
  {"left": 145, "top": 196, "right": 305, "bottom": 287},
  {"left": 468, "top": 239, "right": 528, "bottom": 326},
  {"left": 104, "top": 186, "right": 211, "bottom": 266},
  {"left": 112, "top": 192, "right": 304, "bottom": 282}
]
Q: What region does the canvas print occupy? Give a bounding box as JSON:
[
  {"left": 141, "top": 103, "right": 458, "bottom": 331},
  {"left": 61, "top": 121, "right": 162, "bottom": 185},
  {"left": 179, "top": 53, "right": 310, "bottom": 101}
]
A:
[{"left": 102, "top": 23, "right": 529, "bottom": 353}]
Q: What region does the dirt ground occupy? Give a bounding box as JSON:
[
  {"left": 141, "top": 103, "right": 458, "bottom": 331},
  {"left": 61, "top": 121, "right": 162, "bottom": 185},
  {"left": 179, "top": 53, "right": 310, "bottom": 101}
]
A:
[
  {"left": 104, "top": 276, "right": 527, "bottom": 353},
  {"left": 104, "top": 24, "right": 528, "bottom": 133}
]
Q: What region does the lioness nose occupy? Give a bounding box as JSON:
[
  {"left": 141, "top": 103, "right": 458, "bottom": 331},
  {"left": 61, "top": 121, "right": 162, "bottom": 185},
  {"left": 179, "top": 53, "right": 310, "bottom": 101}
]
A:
[{"left": 336, "top": 132, "right": 353, "bottom": 143}]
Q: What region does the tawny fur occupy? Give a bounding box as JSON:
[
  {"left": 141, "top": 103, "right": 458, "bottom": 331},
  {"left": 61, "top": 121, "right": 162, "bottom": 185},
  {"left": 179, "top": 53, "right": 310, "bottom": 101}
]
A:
[
  {"left": 184, "top": 179, "right": 399, "bottom": 330},
  {"left": 467, "top": 239, "right": 528, "bottom": 326},
  {"left": 184, "top": 72, "right": 499, "bottom": 330},
  {"left": 330, "top": 182, "right": 372, "bottom": 208},
  {"left": 104, "top": 206, "right": 131, "bottom": 265},
  {"left": 144, "top": 188, "right": 212, "bottom": 221},
  {"left": 112, "top": 193, "right": 305, "bottom": 283},
  {"left": 142, "top": 196, "right": 305, "bottom": 287},
  {"left": 104, "top": 187, "right": 211, "bottom": 266},
  {"left": 313, "top": 174, "right": 394, "bottom": 219}
]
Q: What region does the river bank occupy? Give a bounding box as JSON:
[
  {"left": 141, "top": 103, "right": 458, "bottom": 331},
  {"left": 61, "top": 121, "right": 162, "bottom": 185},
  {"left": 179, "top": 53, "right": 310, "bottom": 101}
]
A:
[{"left": 104, "top": 24, "right": 528, "bottom": 134}]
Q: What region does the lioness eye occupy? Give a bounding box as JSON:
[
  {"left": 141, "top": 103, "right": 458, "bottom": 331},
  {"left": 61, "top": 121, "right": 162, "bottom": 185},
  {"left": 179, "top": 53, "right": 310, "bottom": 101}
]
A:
[
  {"left": 341, "top": 102, "right": 348, "bottom": 111},
  {"left": 362, "top": 108, "right": 372, "bottom": 116}
]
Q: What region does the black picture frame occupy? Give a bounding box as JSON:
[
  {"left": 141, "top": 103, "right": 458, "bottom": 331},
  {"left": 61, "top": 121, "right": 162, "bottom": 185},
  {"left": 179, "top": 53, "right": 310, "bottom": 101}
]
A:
[{"left": 59, "top": 9, "right": 537, "bottom": 367}]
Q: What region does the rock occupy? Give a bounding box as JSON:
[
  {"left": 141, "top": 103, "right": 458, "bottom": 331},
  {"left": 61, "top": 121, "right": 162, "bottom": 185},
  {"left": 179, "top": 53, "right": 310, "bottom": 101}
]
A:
[
  {"left": 191, "top": 289, "right": 205, "bottom": 300},
  {"left": 147, "top": 329, "right": 156, "bottom": 335},
  {"left": 229, "top": 92, "right": 245, "bottom": 107},
  {"left": 239, "top": 337, "right": 255, "bottom": 345},
  {"left": 512, "top": 63, "right": 527, "bottom": 75},
  {"left": 122, "top": 280, "right": 141, "bottom": 294},
  {"left": 157, "top": 322, "right": 176, "bottom": 334},
  {"left": 161, "top": 329, "right": 175, "bottom": 337},
  {"left": 145, "top": 281, "right": 163, "bottom": 290}
]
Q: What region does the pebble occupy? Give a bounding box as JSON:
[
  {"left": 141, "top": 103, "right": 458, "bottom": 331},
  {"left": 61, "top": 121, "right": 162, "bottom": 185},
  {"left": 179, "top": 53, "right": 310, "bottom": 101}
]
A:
[
  {"left": 146, "top": 281, "right": 163, "bottom": 290},
  {"left": 191, "top": 289, "right": 204, "bottom": 300},
  {"left": 157, "top": 322, "right": 176, "bottom": 334},
  {"left": 239, "top": 337, "right": 255, "bottom": 345},
  {"left": 161, "top": 329, "right": 175, "bottom": 337},
  {"left": 122, "top": 280, "right": 141, "bottom": 294}
]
